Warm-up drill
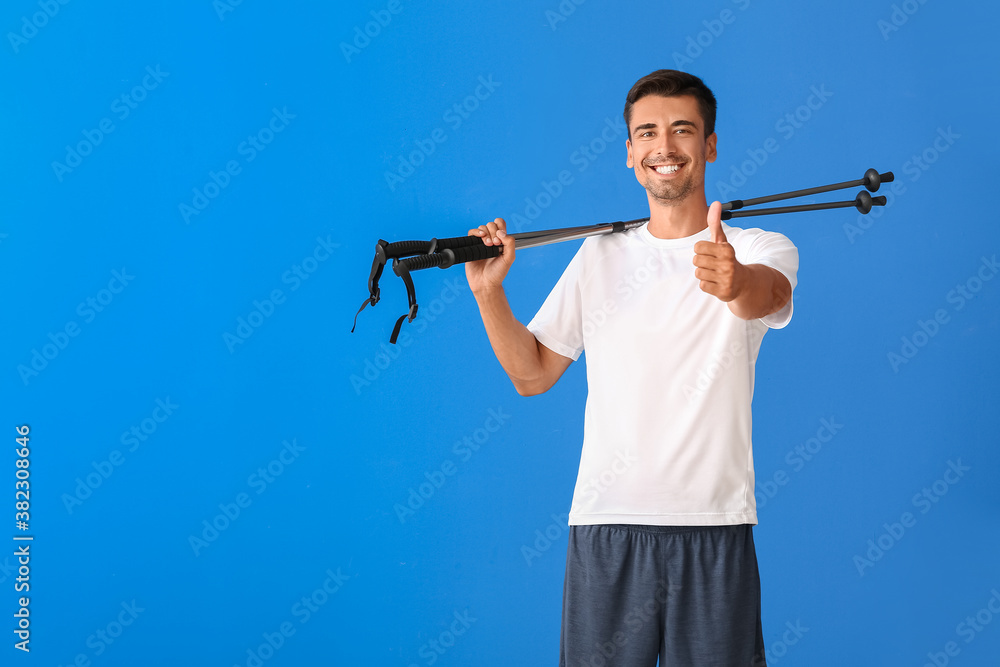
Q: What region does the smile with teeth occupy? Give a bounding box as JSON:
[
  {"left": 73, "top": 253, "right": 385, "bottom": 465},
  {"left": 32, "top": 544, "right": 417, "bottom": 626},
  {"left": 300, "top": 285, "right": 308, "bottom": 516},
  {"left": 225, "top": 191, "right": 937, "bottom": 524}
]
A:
[{"left": 653, "top": 164, "right": 681, "bottom": 174}]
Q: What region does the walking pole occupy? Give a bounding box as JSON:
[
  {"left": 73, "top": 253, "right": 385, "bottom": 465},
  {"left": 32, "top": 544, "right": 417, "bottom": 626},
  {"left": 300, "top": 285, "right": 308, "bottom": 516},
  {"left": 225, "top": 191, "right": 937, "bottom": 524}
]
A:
[{"left": 354, "top": 168, "right": 893, "bottom": 343}]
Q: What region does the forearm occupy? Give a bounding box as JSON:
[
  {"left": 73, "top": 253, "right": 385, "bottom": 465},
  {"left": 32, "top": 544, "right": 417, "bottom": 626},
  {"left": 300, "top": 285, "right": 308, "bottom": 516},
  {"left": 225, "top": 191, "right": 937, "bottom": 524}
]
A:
[
  {"left": 728, "top": 264, "right": 792, "bottom": 320},
  {"left": 473, "top": 286, "right": 550, "bottom": 395}
]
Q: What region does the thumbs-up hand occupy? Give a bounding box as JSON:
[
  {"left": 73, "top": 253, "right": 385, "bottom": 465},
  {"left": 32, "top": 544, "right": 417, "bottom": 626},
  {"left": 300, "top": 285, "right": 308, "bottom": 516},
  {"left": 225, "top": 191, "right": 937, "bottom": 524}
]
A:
[{"left": 693, "top": 201, "right": 747, "bottom": 302}]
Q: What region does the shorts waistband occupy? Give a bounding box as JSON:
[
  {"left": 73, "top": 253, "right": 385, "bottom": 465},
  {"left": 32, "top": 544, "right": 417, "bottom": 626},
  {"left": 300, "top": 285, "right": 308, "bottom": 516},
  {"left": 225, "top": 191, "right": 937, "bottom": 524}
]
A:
[{"left": 584, "top": 523, "right": 751, "bottom": 535}]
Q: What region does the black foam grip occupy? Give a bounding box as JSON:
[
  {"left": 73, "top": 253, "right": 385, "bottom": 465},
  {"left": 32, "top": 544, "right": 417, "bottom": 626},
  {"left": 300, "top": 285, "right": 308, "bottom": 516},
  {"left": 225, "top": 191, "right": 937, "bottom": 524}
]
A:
[
  {"left": 448, "top": 243, "right": 503, "bottom": 265},
  {"left": 383, "top": 240, "right": 433, "bottom": 258},
  {"left": 880, "top": 171, "right": 894, "bottom": 183},
  {"left": 434, "top": 235, "right": 486, "bottom": 250},
  {"left": 395, "top": 253, "right": 451, "bottom": 273},
  {"left": 383, "top": 235, "right": 486, "bottom": 259}
]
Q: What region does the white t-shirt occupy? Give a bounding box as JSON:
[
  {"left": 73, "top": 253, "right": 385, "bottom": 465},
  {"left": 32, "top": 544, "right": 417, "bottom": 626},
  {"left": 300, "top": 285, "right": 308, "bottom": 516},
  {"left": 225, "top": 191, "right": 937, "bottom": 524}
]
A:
[{"left": 526, "top": 222, "right": 798, "bottom": 526}]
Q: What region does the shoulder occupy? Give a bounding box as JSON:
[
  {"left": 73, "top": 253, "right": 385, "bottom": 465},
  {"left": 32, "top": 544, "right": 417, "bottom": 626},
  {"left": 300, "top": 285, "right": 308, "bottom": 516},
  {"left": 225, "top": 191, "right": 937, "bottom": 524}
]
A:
[
  {"left": 724, "top": 225, "right": 799, "bottom": 287},
  {"left": 560, "top": 227, "right": 644, "bottom": 288},
  {"left": 576, "top": 226, "right": 639, "bottom": 262},
  {"left": 725, "top": 225, "right": 797, "bottom": 261},
  {"left": 724, "top": 225, "right": 796, "bottom": 250}
]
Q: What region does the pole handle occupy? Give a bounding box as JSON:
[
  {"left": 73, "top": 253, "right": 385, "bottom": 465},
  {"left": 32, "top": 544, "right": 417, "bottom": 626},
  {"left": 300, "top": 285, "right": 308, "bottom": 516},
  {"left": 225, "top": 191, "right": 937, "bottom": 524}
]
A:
[
  {"left": 381, "top": 234, "right": 483, "bottom": 260},
  {"left": 393, "top": 243, "right": 502, "bottom": 275}
]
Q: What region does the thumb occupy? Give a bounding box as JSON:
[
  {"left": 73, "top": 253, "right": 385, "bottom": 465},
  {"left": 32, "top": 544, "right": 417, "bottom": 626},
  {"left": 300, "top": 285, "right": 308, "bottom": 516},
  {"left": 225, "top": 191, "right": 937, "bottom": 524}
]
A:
[{"left": 708, "top": 201, "right": 727, "bottom": 244}]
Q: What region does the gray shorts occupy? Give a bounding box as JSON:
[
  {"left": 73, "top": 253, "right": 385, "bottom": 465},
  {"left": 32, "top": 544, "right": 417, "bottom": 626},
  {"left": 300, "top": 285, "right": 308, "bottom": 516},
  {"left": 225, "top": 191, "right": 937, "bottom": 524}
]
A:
[{"left": 560, "top": 524, "right": 766, "bottom": 667}]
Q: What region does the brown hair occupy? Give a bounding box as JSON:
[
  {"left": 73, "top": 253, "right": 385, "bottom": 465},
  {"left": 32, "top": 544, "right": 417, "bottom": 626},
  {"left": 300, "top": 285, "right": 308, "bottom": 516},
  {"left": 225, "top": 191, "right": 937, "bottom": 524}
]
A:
[{"left": 623, "top": 69, "right": 717, "bottom": 138}]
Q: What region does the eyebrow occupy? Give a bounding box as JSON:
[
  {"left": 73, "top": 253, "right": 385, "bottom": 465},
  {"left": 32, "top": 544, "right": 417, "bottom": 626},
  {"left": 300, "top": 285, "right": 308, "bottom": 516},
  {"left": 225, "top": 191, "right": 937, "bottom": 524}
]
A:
[{"left": 633, "top": 120, "right": 699, "bottom": 133}]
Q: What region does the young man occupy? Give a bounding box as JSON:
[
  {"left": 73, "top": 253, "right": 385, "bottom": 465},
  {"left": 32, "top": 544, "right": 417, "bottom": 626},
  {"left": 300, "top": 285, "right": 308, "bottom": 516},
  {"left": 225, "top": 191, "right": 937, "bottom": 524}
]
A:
[{"left": 466, "top": 70, "right": 798, "bottom": 666}]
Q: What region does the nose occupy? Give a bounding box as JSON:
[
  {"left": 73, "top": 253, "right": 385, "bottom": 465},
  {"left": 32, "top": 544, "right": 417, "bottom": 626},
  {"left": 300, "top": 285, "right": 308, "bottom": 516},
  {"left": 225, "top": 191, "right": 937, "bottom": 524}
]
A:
[{"left": 653, "top": 132, "right": 677, "bottom": 158}]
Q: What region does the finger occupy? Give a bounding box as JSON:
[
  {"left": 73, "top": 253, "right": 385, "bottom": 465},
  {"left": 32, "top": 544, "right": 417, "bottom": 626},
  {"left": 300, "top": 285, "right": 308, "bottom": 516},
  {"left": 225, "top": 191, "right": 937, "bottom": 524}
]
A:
[
  {"left": 489, "top": 217, "right": 510, "bottom": 243},
  {"left": 469, "top": 222, "right": 495, "bottom": 238},
  {"left": 692, "top": 253, "right": 719, "bottom": 269},
  {"left": 707, "top": 201, "right": 726, "bottom": 244},
  {"left": 695, "top": 265, "right": 724, "bottom": 282},
  {"left": 693, "top": 240, "right": 722, "bottom": 259},
  {"left": 476, "top": 221, "right": 500, "bottom": 245},
  {"left": 489, "top": 217, "right": 508, "bottom": 245},
  {"left": 468, "top": 218, "right": 507, "bottom": 243},
  {"left": 698, "top": 280, "right": 719, "bottom": 297},
  {"left": 498, "top": 226, "right": 515, "bottom": 263}
]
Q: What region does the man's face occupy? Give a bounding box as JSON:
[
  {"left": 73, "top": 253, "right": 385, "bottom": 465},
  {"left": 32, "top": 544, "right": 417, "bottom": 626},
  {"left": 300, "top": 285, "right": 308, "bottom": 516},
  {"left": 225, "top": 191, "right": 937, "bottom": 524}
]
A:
[{"left": 625, "top": 94, "right": 717, "bottom": 205}]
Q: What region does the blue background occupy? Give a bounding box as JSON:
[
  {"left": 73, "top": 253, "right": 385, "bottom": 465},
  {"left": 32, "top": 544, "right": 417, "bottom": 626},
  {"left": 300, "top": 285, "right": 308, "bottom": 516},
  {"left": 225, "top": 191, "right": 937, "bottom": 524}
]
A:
[{"left": 2, "top": 0, "right": 999, "bottom": 665}]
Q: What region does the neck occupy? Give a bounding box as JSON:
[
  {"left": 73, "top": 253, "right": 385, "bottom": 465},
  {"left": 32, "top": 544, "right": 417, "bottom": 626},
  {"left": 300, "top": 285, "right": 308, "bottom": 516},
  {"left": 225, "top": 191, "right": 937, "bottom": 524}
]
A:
[{"left": 645, "top": 191, "right": 710, "bottom": 239}]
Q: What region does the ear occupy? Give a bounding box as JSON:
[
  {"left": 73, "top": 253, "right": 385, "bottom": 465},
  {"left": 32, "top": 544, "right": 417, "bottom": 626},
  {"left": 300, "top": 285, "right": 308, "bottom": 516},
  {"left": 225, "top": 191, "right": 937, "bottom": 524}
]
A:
[
  {"left": 626, "top": 138, "right": 633, "bottom": 168},
  {"left": 706, "top": 132, "right": 718, "bottom": 163}
]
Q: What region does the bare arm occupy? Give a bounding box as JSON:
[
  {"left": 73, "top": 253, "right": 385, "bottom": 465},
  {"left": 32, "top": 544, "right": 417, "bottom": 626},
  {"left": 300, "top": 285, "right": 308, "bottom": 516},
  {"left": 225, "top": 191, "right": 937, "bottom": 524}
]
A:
[
  {"left": 724, "top": 263, "right": 791, "bottom": 320},
  {"left": 467, "top": 218, "right": 573, "bottom": 396}
]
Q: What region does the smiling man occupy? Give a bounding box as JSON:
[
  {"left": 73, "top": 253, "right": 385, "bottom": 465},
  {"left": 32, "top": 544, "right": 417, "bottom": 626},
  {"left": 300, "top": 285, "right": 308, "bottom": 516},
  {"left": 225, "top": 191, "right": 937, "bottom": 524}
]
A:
[{"left": 466, "top": 69, "right": 798, "bottom": 666}]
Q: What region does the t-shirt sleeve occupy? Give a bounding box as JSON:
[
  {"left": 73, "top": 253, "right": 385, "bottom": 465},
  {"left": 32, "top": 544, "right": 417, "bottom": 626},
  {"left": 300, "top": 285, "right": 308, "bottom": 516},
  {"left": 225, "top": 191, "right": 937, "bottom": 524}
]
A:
[
  {"left": 525, "top": 241, "right": 589, "bottom": 361},
  {"left": 737, "top": 229, "right": 799, "bottom": 329}
]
